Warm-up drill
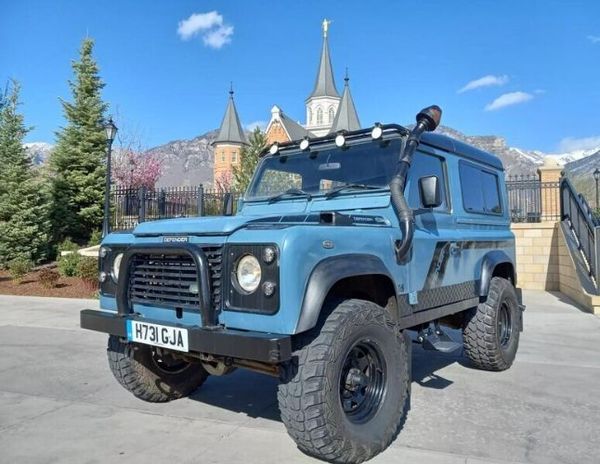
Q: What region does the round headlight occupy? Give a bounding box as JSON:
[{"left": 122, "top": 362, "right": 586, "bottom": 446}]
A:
[
  {"left": 236, "top": 254, "right": 261, "bottom": 293},
  {"left": 112, "top": 253, "right": 123, "bottom": 281}
]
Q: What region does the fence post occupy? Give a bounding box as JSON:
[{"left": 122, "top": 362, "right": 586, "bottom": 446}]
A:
[
  {"left": 197, "top": 184, "right": 205, "bottom": 217},
  {"left": 222, "top": 192, "right": 233, "bottom": 216},
  {"left": 158, "top": 189, "right": 166, "bottom": 217},
  {"left": 537, "top": 157, "right": 562, "bottom": 221},
  {"left": 138, "top": 186, "right": 146, "bottom": 223}
]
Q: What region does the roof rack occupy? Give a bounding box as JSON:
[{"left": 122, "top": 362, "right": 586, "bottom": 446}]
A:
[{"left": 261, "top": 124, "right": 410, "bottom": 157}]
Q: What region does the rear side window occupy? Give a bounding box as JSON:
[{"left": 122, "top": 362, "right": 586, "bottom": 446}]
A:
[
  {"left": 407, "top": 151, "right": 448, "bottom": 210},
  {"left": 459, "top": 162, "right": 502, "bottom": 215}
]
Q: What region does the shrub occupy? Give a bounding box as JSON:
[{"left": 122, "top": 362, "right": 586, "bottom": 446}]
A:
[
  {"left": 58, "top": 238, "right": 80, "bottom": 253},
  {"left": 8, "top": 257, "right": 33, "bottom": 283},
  {"left": 88, "top": 229, "right": 102, "bottom": 247},
  {"left": 58, "top": 252, "right": 81, "bottom": 277},
  {"left": 77, "top": 256, "right": 98, "bottom": 284},
  {"left": 39, "top": 268, "right": 60, "bottom": 288}
]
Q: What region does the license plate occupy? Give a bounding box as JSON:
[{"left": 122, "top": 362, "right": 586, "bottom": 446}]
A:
[{"left": 127, "top": 320, "right": 189, "bottom": 352}]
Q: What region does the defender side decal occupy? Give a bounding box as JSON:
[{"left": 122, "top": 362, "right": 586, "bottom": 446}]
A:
[{"left": 422, "top": 240, "right": 512, "bottom": 290}]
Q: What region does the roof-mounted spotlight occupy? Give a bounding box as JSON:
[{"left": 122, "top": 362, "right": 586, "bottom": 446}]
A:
[
  {"left": 299, "top": 137, "right": 310, "bottom": 151},
  {"left": 371, "top": 123, "right": 383, "bottom": 140},
  {"left": 269, "top": 142, "right": 279, "bottom": 155},
  {"left": 334, "top": 133, "right": 346, "bottom": 148}
]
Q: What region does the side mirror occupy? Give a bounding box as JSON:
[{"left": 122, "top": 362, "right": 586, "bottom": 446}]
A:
[{"left": 419, "top": 175, "right": 442, "bottom": 208}]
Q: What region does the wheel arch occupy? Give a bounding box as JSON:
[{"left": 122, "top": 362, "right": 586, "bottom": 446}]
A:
[
  {"left": 479, "top": 250, "right": 516, "bottom": 297},
  {"left": 295, "top": 254, "right": 397, "bottom": 333}
]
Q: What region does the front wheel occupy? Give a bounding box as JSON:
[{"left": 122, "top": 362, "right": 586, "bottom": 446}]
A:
[
  {"left": 107, "top": 335, "right": 208, "bottom": 402},
  {"left": 278, "top": 299, "right": 410, "bottom": 463},
  {"left": 463, "top": 277, "right": 521, "bottom": 371}
]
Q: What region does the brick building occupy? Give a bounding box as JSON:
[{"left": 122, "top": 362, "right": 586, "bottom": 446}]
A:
[{"left": 212, "top": 19, "right": 360, "bottom": 183}]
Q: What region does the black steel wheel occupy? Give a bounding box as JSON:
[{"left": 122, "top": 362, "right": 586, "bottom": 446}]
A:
[
  {"left": 278, "top": 299, "right": 411, "bottom": 463},
  {"left": 463, "top": 277, "right": 521, "bottom": 371},
  {"left": 339, "top": 340, "right": 386, "bottom": 424},
  {"left": 497, "top": 302, "right": 513, "bottom": 348}
]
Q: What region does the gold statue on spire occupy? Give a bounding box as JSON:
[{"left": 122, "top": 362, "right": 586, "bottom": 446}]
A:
[{"left": 322, "top": 18, "right": 331, "bottom": 38}]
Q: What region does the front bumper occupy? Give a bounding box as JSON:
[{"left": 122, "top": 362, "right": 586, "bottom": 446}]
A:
[{"left": 80, "top": 309, "right": 292, "bottom": 363}]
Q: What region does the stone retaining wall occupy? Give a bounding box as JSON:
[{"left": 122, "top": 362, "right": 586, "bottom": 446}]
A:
[{"left": 512, "top": 222, "right": 559, "bottom": 291}]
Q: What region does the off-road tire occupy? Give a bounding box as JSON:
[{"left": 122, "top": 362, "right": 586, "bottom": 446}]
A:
[
  {"left": 278, "top": 299, "right": 410, "bottom": 464},
  {"left": 463, "top": 277, "right": 521, "bottom": 371},
  {"left": 107, "top": 335, "right": 208, "bottom": 402}
]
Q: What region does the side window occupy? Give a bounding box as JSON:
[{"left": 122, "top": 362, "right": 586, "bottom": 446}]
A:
[
  {"left": 459, "top": 162, "right": 502, "bottom": 214},
  {"left": 407, "top": 151, "right": 448, "bottom": 210}
]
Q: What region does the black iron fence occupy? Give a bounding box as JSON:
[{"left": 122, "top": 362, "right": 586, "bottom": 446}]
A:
[
  {"left": 111, "top": 186, "right": 239, "bottom": 231},
  {"left": 111, "top": 175, "right": 562, "bottom": 230},
  {"left": 506, "top": 175, "right": 560, "bottom": 223},
  {"left": 560, "top": 177, "right": 600, "bottom": 290}
]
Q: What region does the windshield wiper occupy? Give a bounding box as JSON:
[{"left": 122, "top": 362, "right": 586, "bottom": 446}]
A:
[
  {"left": 267, "top": 188, "right": 313, "bottom": 203},
  {"left": 325, "top": 183, "right": 382, "bottom": 199}
]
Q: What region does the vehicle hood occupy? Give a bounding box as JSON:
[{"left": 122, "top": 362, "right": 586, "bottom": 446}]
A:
[
  {"left": 132, "top": 195, "right": 392, "bottom": 236},
  {"left": 133, "top": 215, "right": 256, "bottom": 236}
]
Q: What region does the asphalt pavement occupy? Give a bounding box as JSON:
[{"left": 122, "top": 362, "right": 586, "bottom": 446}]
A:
[{"left": 1, "top": 291, "right": 599, "bottom": 464}]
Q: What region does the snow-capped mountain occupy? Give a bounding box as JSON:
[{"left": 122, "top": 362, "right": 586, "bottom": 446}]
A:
[
  {"left": 24, "top": 142, "right": 53, "bottom": 165},
  {"left": 23, "top": 127, "right": 600, "bottom": 186}
]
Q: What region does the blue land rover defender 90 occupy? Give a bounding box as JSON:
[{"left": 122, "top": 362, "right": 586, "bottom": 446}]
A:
[{"left": 81, "top": 106, "right": 523, "bottom": 463}]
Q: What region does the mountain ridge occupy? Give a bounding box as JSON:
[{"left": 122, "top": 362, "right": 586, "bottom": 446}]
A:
[{"left": 24, "top": 126, "right": 600, "bottom": 187}]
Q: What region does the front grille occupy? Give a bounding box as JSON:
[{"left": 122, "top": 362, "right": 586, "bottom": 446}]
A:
[
  {"left": 129, "top": 247, "right": 223, "bottom": 312},
  {"left": 204, "top": 247, "right": 223, "bottom": 310}
]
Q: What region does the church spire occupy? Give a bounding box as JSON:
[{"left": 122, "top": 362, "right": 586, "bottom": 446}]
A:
[
  {"left": 213, "top": 84, "right": 247, "bottom": 145},
  {"left": 307, "top": 19, "right": 340, "bottom": 100},
  {"left": 330, "top": 69, "right": 361, "bottom": 133}
]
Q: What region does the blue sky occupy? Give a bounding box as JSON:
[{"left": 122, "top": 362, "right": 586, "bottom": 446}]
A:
[{"left": 2, "top": 0, "right": 600, "bottom": 152}]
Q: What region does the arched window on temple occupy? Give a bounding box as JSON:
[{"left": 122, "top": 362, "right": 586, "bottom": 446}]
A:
[{"left": 316, "top": 107, "right": 323, "bottom": 125}]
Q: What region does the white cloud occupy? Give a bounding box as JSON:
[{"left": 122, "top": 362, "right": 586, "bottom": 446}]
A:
[
  {"left": 458, "top": 74, "right": 509, "bottom": 93},
  {"left": 484, "top": 91, "right": 533, "bottom": 111},
  {"left": 587, "top": 35, "right": 600, "bottom": 44},
  {"left": 177, "top": 12, "right": 222, "bottom": 40},
  {"left": 177, "top": 11, "right": 233, "bottom": 49},
  {"left": 558, "top": 135, "right": 600, "bottom": 153},
  {"left": 245, "top": 121, "right": 267, "bottom": 131},
  {"left": 203, "top": 25, "right": 234, "bottom": 49}
]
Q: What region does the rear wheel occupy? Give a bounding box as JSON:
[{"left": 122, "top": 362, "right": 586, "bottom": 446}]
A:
[
  {"left": 463, "top": 277, "right": 521, "bottom": 371},
  {"left": 107, "top": 335, "right": 208, "bottom": 402},
  {"left": 278, "top": 299, "right": 410, "bottom": 463}
]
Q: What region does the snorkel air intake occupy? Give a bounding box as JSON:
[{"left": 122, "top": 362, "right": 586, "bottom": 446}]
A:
[{"left": 390, "top": 105, "right": 442, "bottom": 260}]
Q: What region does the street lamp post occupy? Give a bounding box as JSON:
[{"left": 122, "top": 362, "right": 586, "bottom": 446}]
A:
[{"left": 102, "top": 116, "right": 118, "bottom": 238}]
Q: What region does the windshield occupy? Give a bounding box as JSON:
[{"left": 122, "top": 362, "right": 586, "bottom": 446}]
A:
[{"left": 246, "top": 137, "right": 403, "bottom": 201}]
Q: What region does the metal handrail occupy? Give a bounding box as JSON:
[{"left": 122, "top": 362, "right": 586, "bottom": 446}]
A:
[{"left": 560, "top": 177, "right": 600, "bottom": 288}]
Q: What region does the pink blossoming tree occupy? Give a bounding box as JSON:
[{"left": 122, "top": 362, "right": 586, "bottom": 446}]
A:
[{"left": 112, "top": 150, "right": 163, "bottom": 190}]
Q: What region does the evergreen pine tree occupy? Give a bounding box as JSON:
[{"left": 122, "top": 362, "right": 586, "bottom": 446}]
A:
[
  {"left": 50, "top": 38, "right": 108, "bottom": 242},
  {"left": 233, "top": 128, "right": 267, "bottom": 192},
  {"left": 0, "top": 80, "right": 52, "bottom": 267}
]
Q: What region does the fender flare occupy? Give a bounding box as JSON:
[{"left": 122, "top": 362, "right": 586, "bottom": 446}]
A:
[
  {"left": 295, "top": 254, "right": 395, "bottom": 333},
  {"left": 479, "top": 250, "right": 516, "bottom": 297}
]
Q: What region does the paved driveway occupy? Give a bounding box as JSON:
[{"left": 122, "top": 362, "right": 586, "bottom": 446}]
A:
[{"left": 1, "top": 291, "right": 599, "bottom": 464}]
